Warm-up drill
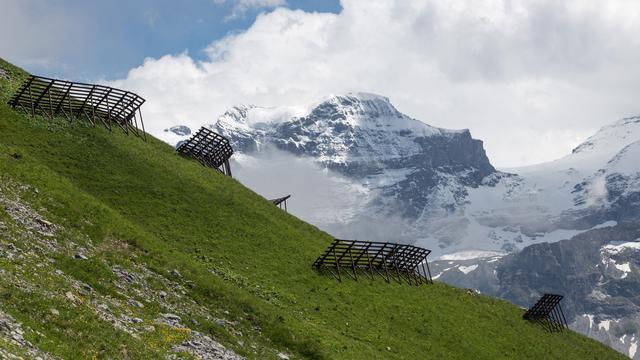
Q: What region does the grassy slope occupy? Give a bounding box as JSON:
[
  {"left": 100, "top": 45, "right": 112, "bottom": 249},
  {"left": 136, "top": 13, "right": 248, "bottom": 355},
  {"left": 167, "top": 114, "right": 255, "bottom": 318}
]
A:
[{"left": 0, "top": 58, "right": 625, "bottom": 359}]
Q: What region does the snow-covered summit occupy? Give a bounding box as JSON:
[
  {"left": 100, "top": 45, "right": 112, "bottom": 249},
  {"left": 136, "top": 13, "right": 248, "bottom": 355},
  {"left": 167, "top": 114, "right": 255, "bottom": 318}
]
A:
[
  {"left": 202, "top": 92, "right": 496, "bottom": 250},
  {"left": 215, "top": 92, "right": 466, "bottom": 139},
  {"left": 313, "top": 92, "right": 403, "bottom": 123},
  {"left": 162, "top": 92, "right": 472, "bottom": 156},
  {"left": 206, "top": 92, "right": 485, "bottom": 170},
  {"left": 558, "top": 115, "right": 640, "bottom": 172},
  {"left": 307, "top": 92, "right": 462, "bottom": 137},
  {"left": 508, "top": 115, "right": 640, "bottom": 176},
  {"left": 335, "top": 92, "right": 390, "bottom": 102},
  {"left": 458, "top": 114, "right": 640, "bottom": 256},
  {"left": 572, "top": 115, "right": 640, "bottom": 156}
]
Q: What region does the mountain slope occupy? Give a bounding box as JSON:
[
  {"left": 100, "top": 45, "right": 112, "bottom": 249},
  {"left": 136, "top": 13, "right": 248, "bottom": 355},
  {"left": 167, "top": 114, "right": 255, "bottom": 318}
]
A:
[{"left": 0, "top": 58, "right": 625, "bottom": 359}]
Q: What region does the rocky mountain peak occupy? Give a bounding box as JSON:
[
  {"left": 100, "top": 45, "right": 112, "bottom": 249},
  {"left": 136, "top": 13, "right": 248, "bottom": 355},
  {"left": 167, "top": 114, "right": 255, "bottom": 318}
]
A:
[
  {"left": 305, "top": 92, "right": 453, "bottom": 138},
  {"left": 312, "top": 92, "right": 401, "bottom": 120}
]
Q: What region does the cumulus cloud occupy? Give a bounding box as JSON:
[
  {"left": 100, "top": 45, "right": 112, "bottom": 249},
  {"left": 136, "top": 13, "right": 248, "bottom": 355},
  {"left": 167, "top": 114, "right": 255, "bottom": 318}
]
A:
[{"left": 112, "top": 0, "right": 640, "bottom": 167}]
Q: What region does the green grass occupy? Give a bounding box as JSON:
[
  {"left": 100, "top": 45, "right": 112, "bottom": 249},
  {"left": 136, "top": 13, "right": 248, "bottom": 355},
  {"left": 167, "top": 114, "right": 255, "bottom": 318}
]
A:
[{"left": 0, "top": 58, "right": 626, "bottom": 359}]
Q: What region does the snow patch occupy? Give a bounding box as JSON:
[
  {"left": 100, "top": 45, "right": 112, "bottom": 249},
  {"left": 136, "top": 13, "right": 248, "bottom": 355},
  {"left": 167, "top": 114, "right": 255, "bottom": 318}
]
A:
[
  {"left": 597, "top": 319, "right": 611, "bottom": 331},
  {"left": 438, "top": 250, "right": 505, "bottom": 261},
  {"left": 433, "top": 267, "right": 454, "bottom": 280},
  {"left": 593, "top": 220, "right": 618, "bottom": 229},
  {"left": 602, "top": 240, "right": 640, "bottom": 255},
  {"left": 630, "top": 337, "right": 637, "bottom": 358},
  {"left": 614, "top": 262, "right": 631, "bottom": 278},
  {"left": 583, "top": 314, "right": 595, "bottom": 328},
  {"left": 458, "top": 265, "right": 478, "bottom": 274}
]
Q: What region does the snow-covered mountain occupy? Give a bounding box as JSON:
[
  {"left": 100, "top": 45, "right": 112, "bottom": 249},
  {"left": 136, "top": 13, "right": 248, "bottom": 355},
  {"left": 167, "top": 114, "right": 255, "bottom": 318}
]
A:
[
  {"left": 165, "top": 93, "right": 640, "bottom": 357},
  {"left": 166, "top": 94, "right": 639, "bottom": 256},
  {"left": 455, "top": 116, "right": 640, "bottom": 254},
  {"left": 428, "top": 116, "right": 640, "bottom": 358},
  {"left": 166, "top": 93, "right": 498, "bottom": 252}
]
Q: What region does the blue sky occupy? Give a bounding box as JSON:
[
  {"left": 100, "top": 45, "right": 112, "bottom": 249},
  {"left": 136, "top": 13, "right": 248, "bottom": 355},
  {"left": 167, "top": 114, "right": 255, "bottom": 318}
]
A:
[{"left": 1, "top": 0, "right": 341, "bottom": 80}]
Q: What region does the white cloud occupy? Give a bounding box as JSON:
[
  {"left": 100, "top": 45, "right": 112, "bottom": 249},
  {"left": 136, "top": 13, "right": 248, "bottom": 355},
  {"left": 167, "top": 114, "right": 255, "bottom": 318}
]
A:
[
  {"left": 112, "top": 0, "right": 640, "bottom": 167},
  {"left": 0, "top": 0, "right": 87, "bottom": 73},
  {"left": 230, "top": 148, "right": 412, "bottom": 244},
  {"left": 216, "top": 0, "right": 287, "bottom": 19}
]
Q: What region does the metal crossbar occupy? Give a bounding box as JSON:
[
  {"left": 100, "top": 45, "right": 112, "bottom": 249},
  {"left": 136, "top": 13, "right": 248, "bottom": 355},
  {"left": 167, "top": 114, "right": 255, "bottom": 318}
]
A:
[
  {"left": 523, "top": 294, "right": 568, "bottom": 332},
  {"left": 7, "top": 75, "right": 146, "bottom": 139},
  {"left": 270, "top": 195, "right": 291, "bottom": 212},
  {"left": 313, "top": 239, "right": 433, "bottom": 285},
  {"left": 176, "top": 127, "right": 234, "bottom": 176}
]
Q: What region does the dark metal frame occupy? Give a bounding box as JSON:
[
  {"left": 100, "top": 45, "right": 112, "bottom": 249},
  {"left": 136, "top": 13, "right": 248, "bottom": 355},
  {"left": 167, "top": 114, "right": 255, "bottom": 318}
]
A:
[
  {"left": 523, "top": 294, "right": 568, "bottom": 332},
  {"left": 7, "top": 75, "right": 146, "bottom": 139},
  {"left": 176, "top": 127, "right": 234, "bottom": 176},
  {"left": 313, "top": 239, "right": 433, "bottom": 285},
  {"left": 270, "top": 195, "right": 291, "bottom": 212}
]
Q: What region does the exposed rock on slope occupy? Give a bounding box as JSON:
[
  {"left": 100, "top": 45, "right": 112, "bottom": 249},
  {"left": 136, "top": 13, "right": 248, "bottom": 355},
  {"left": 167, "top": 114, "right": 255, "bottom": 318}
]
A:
[{"left": 0, "top": 178, "right": 245, "bottom": 359}]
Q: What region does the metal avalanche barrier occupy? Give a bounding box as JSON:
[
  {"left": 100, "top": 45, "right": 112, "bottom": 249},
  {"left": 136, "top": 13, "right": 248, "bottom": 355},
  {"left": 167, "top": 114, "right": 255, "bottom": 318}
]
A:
[{"left": 8, "top": 75, "right": 146, "bottom": 139}]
